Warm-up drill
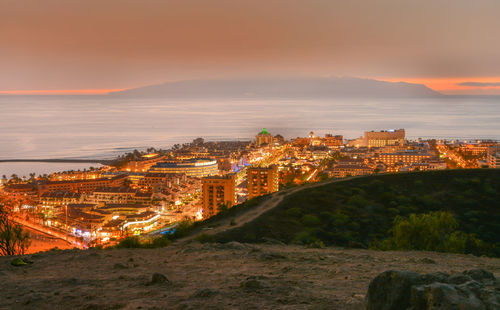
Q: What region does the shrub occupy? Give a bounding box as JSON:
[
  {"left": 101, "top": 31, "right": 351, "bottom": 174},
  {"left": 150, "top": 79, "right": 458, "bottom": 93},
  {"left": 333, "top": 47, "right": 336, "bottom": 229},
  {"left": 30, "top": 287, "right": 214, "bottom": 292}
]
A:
[
  {"left": 300, "top": 214, "right": 321, "bottom": 227},
  {"left": 377, "top": 211, "right": 489, "bottom": 254},
  {"left": 149, "top": 236, "right": 171, "bottom": 248},
  {"left": 195, "top": 233, "right": 216, "bottom": 243},
  {"left": 116, "top": 236, "right": 142, "bottom": 248},
  {"left": 285, "top": 207, "right": 303, "bottom": 218}
]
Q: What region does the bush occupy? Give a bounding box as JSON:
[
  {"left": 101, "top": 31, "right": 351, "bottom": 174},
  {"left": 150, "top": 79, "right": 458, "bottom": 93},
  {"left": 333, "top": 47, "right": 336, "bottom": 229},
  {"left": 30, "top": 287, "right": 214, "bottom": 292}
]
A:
[
  {"left": 195, "top": 233, "right": 216, "bottom": 243},
  {"left": 116, "top": 236, "right": 142, "bottom": 248},
  {"left": 377, "top": 211, "right": 491, "bottom": 254},
  {"left": 285, "top": 207, "right": 303, "bottom": 218},
  {"left": 300, "top": 214, "right": 321, "bottom": 227},
  {"left": 170, "top": 219, "right": 194, "bottom": 239},
  {"left": 149, "top": 236, "right": 171, "bottom": 248}
]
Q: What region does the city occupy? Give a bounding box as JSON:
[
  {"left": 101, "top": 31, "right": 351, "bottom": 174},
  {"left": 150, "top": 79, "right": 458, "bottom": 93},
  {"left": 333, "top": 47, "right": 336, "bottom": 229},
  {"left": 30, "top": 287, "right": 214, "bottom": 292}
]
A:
[{"left": 1, "top": 128, "right": 499, "bottom": 251}]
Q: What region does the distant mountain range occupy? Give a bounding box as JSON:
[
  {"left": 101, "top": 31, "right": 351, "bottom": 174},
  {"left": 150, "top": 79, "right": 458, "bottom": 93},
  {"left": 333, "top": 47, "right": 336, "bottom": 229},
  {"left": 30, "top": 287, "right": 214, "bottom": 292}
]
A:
[{"left": 108, "top": 76, "right": 442, "bottom": 98}]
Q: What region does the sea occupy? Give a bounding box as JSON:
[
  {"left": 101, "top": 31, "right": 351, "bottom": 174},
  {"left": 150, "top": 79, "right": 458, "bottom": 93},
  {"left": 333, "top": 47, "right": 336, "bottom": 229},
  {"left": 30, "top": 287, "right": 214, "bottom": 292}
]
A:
[{"left": 1, "top": 95, "right": 499, "bottom": 177}]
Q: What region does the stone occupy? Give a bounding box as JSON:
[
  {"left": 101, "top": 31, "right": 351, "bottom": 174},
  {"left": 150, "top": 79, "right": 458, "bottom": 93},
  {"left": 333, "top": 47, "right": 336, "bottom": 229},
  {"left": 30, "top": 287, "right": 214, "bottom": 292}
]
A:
[
  {"left": 365, "top": 270, "right": 421, "bottom": 310},
  {"left": 463, "top": 269, "right": 496, "bottom": 283},
  {"left": 419, "top": 258, "right": 436, "bottom": 264},
  {"left": 259, "top": 252, "right": 286, "bottom": 260},
  {"left": 191, "top": 288, "right": 220, "bottom": 298},
  {"left": 446, "top": 274, "right": 474, "bottom": 285},
  {"left": 217, "top": 241, "right": 249, "bottom": 250},
  {"left": 240, "top": 276, "right": 270, "bottom": 290},
  {"left": 150, "top": 273, "right": 169, "bottom": 285},
  {"left": 366, "top": 269, "right": 499, "bottom": 310}
]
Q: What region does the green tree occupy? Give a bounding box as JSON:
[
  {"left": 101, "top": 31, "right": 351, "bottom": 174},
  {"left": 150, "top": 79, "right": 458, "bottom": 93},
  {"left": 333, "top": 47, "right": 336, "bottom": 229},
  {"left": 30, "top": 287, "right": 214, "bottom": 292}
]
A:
[{"left": 378, "top": 211, "right": 479, "bottom": 254}]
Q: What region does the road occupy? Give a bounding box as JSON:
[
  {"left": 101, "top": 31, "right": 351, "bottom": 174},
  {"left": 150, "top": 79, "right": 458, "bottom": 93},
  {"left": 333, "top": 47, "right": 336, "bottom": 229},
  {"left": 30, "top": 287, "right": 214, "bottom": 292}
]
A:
[{"left": 11, "top": 216, "right": 84, "bottom": 249}]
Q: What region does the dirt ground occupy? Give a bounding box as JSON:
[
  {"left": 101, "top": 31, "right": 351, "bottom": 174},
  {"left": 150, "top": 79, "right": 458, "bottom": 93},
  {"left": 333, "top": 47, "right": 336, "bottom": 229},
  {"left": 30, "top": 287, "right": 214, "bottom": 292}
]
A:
[{"left": 1, "top": 242, "right": 499, "bottom": 310}]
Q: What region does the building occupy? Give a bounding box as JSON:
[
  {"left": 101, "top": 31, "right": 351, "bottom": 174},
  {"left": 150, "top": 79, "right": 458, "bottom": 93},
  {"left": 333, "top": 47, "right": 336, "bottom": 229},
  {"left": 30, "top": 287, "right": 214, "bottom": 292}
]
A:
[
  {"left": 201, "top": 173, "right": 237, "bottom": 218},
  {"left": 138, "top": 173, "right": 185, "bottom": 189},
  {"left": 88, "top": 187, "right": 153, "bottom": 205},
  {"left": 126, "top": 154, "right": 167, "bottom": 172},
  {"left": 487, "top": 147, "right": 500, "bottom": 168},
  {"left": 247, "top": 165, "right": 279, "bottom": 199},
  {"left": 364, "top": 129, "right": 405, "bottom": 147},
  {"left": 39, "top": 191, "right": 82, "bottom": 207},
  {"left": 148, "top": 158, "right": 218, "bottom": 177},
  {"left": 324, "top": 134, "right": 343, "bottom": 148},
  {"left": 256, "top": 128, "right": 274, "bottom": 146},
  {"left": 329, "top": 164, "right": 373, "bottom": 178},
  {"left": 37, "top": 175, "right": 127, "bottom": 194},
  {"left": 101, "top": 171, "right": 146, "bottom": 185},
  {"left": 378, "top": 151, "right": 433, "bottom": 166}
]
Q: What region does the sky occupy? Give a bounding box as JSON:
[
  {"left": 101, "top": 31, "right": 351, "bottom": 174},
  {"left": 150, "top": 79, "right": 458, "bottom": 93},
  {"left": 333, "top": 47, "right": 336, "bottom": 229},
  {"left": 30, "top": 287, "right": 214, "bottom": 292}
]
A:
[{"left": 1, "top": 0, "right": 500, "bottom": 95}]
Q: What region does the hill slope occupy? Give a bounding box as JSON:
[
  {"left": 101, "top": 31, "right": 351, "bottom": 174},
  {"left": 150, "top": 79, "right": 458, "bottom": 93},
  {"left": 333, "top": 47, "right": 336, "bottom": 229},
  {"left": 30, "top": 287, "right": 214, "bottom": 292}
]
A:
[{"left": 192, "top": 169, "right": 500, "bottom": 256}]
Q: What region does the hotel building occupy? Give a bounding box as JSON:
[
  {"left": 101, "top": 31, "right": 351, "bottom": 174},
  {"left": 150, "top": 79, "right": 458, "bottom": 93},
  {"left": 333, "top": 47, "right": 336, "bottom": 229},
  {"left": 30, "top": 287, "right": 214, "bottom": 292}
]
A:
[
  {"left": 126, "top": 154, "right": 167, "bottom": 172},
  {"left": 256, "top": 128, "right": 274, "bottom": 146},
  {"left": 247, "top": 165, "right": 279, "bottom": 199},
  {"left": 149, "top": 158, "right": 218, "bottom": 177},
  {"left": 364, "top": 129, "right": 405, "bottom": 147},
  {"left": 37, "top": 175, "right": 127, "bottom": 194},
  {"left": 329, "top": 164, "right": 373, "bottom": 178},
  {"left": 378, "top": 151, "right": 433, "bottom": 166},
  {"left": 201, "top": 173, "right": 237, "bottom": 218}
]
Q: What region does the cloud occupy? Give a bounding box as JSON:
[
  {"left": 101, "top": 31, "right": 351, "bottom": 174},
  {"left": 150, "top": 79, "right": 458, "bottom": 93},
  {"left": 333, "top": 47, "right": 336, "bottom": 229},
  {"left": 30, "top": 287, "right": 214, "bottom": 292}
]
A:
[{"left": 457, "top": 82, "right": 500, "bottom": 87}]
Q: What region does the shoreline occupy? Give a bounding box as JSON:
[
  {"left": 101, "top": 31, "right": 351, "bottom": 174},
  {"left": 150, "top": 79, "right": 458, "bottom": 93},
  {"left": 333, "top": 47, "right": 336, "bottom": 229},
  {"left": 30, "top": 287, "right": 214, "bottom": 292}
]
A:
[{"left": 0, "top": 159, "right": 112, "bottom": 165}]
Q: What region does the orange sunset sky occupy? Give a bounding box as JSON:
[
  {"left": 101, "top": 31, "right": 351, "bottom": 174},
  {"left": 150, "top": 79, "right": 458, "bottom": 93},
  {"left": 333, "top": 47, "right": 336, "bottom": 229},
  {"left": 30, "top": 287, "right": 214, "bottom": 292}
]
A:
[{"left": 1, "top": 0, "right": 500, "bottom": 95}]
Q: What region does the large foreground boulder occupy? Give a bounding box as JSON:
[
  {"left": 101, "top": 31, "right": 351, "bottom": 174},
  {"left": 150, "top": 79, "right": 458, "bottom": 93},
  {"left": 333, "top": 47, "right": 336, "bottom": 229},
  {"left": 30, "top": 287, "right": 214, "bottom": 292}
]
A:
[{"left": 366, "top": 269, "right": 500, "bottom": 310}]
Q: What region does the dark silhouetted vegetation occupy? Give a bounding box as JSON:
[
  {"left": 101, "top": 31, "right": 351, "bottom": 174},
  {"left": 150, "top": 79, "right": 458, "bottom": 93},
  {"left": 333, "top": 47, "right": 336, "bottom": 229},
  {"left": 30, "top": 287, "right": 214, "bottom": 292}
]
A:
[
  {"left": 0, "top": 204, "right": 31, "bottom": 256},
  {"left": 116, "top": 235, "right": 171, "bottom": 249}
]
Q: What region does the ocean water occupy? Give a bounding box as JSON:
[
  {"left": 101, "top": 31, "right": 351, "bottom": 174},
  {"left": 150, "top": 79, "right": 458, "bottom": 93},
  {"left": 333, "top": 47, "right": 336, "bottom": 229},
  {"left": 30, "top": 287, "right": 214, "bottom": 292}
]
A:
[{"left": 0, "top": 95, "right": 499, "bottom": 175}]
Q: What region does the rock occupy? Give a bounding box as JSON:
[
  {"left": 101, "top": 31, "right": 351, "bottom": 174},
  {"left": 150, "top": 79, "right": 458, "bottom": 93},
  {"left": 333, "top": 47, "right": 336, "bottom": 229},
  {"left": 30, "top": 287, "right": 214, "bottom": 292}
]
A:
[
  {"left": 411, "top": 282, "right": 485, "bottom": 310},
  {"left": 366, "top": 269, "right": 499, "bottom": 310},
  {"left": 259, "top": 252, "right": 286, "bottom": 260},
  {"left": 150, "top": 273, "right": 170, "bottom": 285},
  {"left": 419, "top": 272, "right": 449, "bottom": 284},
  {"left": 217, "top": 241, "right": 250, "bottom": 250},
  {"left": 446, "top": 274, "right": 474, "bottom": 285},
  {"left": 366, "top": 270, "right": 422, "bottom": 310},
  {"left": 419, "top": 258, "right": 436, "bottom": 264},
  {"left": 113, "top": 263, "right": 128, "bottom": 269},
  {"left": 463, "top": 269, "right": 496, "bottom": 283},
  {"left": 191, "top": 288, "right": 220, "bottom": 298},
  {"left": 240, "top": 276, "right": 270, "bottom": 290}
]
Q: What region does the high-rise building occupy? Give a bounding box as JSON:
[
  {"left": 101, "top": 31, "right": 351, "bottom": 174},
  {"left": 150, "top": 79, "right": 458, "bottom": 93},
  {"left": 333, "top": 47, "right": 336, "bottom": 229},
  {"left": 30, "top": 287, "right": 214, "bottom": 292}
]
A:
[
  {"left": 247, "top": 165, "right": 279, "bottom": 199},
  {"left": 256, "top": 128, "right": 274, "bottom": 146},
  {"left": 364, "top": 129, "right": 405, "bottom": 147},
  {"left": 487, "top": 147, "right": 500, "bottom": 168},
  {"left": 201, "top": 173, "right": 237, "bottom": 218}
]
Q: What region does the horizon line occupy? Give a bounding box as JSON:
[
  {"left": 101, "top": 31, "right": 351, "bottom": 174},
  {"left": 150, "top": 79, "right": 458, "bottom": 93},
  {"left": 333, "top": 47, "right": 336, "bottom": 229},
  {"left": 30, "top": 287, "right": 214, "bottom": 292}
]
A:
[{"left": 2, "top": 76, "right": 500, "bottom": 96}]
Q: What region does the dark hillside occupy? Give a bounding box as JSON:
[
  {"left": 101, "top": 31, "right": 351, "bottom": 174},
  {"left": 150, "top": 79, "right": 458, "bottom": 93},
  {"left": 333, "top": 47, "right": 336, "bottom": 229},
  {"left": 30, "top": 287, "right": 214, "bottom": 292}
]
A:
[{"left": 214, "top": 169, "right": 500, "bottom": 256}]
